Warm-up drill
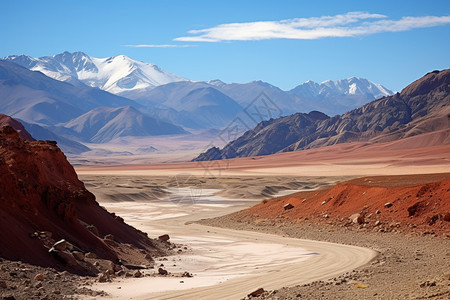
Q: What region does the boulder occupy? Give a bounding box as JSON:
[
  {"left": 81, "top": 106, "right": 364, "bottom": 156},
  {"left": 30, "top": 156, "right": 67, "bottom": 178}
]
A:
[
  {"left": 133, "top": 270, "right": 142, "bottom": 278},
  {"left": 420, "top": 280, "right": 436, "bottom": 288},
  {"left": 181, "top": 271, "right": 193, "bottom": 278},
  {"left": 34, "top": 274, "right": 44, "bottom": 281},
  {"left": 107, "top": 261, "right": 116, "bottom": 275},
  {"left": 158, "top": 268, "right": 168, "bottom": 276},
  {"left": 114, "top": 264, "right": 123, "bottom": 273},
  {"left": 349, "top": 213, "right": 365, "bottom": 224},
  {"left": 49, "top": 248, "right": 78, "bottom": 267},
  {"left": 104, "top": 234, "right": 115, "bottom": 241},
  {"left": 384, "top": 202, "right": 393, "bottom": 208},
  {"left": 53, "top": 239, "right": 67, "bottom": 251},
  {"left": 85, "top": 252, "right": 97, "bottom": 259},
  {"left": 407, "top": 202, "right": 421, "bottom": 216},
  {"left": 72, "top": 251, "right": 85, "bottom": 261},
  {"left": 248, "top": 288, "right": 265, "bottom": 297},
  {"left": 158, "top": 234, "right": 170, "bottom": 242},
  {"left": 38, "top": 231, "right": 52, "bottom": 239},
  {"left": 98, "top": 273, "right": 109, "bottom": 283},
  {"left": 283, "top": 203, "right": 294, "bottom": 210}
]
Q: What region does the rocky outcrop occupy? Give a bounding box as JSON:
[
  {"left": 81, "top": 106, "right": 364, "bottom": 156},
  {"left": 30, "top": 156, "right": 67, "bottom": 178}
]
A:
[
  {"left": 0, "top": 113, "right": 35, "bottom": 141},
  {"left": 158, "top": 234, "right": 170, "bottom": 242},
  {"left": 194, "top": 69, "right": 450, "bottom": 160},
  {"left": 0, "top": 123, "right": 169, "bottom": 274}
]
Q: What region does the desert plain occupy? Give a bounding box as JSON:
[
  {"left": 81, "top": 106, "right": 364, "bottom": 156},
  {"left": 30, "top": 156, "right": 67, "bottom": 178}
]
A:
[{"left": 69, "top": 137, "right": 450, "bottom": 300}]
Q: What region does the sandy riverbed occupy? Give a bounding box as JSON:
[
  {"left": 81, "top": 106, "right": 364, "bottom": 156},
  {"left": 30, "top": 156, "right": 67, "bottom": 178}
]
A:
[{"left": 81, "top": 176, "right": 377, "bottom": 299}]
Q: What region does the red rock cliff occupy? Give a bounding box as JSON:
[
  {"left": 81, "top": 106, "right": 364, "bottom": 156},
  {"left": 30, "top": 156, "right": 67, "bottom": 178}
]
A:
[{"left": 0, "top": 124, "right": 165, "bottom": 273}]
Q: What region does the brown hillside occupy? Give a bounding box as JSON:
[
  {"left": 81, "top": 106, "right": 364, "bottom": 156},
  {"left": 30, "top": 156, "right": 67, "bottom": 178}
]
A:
[{"left": 195, "top": 69, "right": 449, "bottom": 161}]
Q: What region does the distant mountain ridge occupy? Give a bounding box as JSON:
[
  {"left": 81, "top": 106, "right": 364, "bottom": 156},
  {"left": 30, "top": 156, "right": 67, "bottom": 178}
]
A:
[
  {"left": 0, "top": 60, "right": 138, "bottom": 125},
  {"left": 136, "top": 77, "right": 393, "bottom": 129},
  {"left": 288, "top": 77, "right": 393, "bottom": 114},
  {"left": 3, "top": 51, "right": 187, "bottom": 96},
  {"left": 1, "top": 51, "right": 396, "bottom": 155},
  {"left": 194, "top": 69, "right": 449, "bottom": 161},
  {"left": 0, "top": 61, "right": 190, "bottom": 149},
  {"left": 291, "top": 77, "right": 392, "bottom": 99},
  {"left": 4, "top": 51, "right": 393, "bottom": 118}
]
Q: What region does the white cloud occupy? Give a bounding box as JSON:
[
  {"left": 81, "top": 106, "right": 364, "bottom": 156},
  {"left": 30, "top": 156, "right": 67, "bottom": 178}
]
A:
[
  {"left": 174, "top": 12, "right": 450, "bottom": 42},
  {"left": 123, "top": 44, "right": 196, "bottom": 48}
]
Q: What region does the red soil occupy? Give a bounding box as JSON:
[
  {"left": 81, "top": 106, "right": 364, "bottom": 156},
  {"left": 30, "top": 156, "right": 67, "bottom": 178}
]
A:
[{"left": 236, "top": 173, "right": 450, "bottom": 236}]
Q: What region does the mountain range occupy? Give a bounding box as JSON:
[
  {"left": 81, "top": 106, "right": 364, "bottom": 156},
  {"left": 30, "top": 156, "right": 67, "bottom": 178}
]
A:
[
  {"left": 194, "top": 69, "right": 450, "bottom": 161},
  {"left": 0, "top": 60, "right": 139, "bottom": 125},
  {"left": 1, "top": 51, "right": 395, "bottom": 155},
  {"left": 0, "top": 61, "right": 188, "bottom": 150},
  {"left": 4, "top": 52, "right": 393, "bottom": 118}
]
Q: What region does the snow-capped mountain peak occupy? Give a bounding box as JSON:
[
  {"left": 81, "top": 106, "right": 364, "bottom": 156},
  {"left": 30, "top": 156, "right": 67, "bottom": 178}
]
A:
[
  {"left": 207, "top": 79, "right": 227, "bottom": 87},
  {"left": 291, "top": 77, "right": 393, "bottom": 99},
  {"left": 2, "top": 51, "right": 187, "bottom": 96}
]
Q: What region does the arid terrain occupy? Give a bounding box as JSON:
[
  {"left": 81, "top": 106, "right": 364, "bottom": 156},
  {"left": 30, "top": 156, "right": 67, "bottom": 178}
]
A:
[
  {"left": 199, "top": 173, "right": 450, "bottom": 299},
  {"left": 1, "top": 3, "right": 449, "bottom": 298},
  {"left": 60, "top": 171, "right": 447, "bottom": 300},
  {"left": 1, "top": 120, "right": 449, "bottom": 299},
  {"left": 76, "top": 130, "right": 450, "bottom": 177},
  {"left": 1, "top": 68, "right": 449, "bottom": 299}
]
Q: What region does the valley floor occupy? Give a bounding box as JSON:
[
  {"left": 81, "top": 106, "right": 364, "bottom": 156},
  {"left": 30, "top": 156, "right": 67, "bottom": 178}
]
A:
[
  {"left": 2, "top": 145, "right": 448, "bottom": 299},
  {"left": 83, "top": 184, "right": 375, "bottom": 299},
  {"left": 199, "top": 216, "right": 449, "bottom": 300},
  {"left": 82, "top": 173, "right": 448, "bottom": 299}
]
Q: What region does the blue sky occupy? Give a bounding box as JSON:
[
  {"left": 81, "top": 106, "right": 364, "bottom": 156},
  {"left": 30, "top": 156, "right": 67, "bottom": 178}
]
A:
[{"left": 1, "top": 0, "right": 449, "bottom": 91}]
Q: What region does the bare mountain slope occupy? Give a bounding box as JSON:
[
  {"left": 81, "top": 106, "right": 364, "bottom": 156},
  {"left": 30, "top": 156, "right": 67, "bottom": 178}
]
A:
[
  {"left": 63, "top": 106, "right": 188, "bottom": 143},
  {"left": 195, "top": 69, "right": 449, "bottom": 161}
]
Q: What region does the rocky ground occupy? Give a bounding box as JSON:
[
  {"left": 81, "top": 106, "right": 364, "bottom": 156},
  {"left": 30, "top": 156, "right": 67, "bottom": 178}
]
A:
[
  {"left": 0, "top": 236, "right": 192, "bottom": 300},
  {"left": 199, "top": 212, "right": 449, "bottom": 299},
  {"left": 197, "top": 174, "right": 450, "bottom": 299},
  {"left": 0, "top": 257, "right": 102, "bottom": 300}
]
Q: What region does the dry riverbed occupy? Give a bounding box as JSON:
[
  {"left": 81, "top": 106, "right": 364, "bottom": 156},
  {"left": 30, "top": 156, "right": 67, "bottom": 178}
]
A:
[{"left": 199, "top": 216, "right": 450, "bottom": 299}]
